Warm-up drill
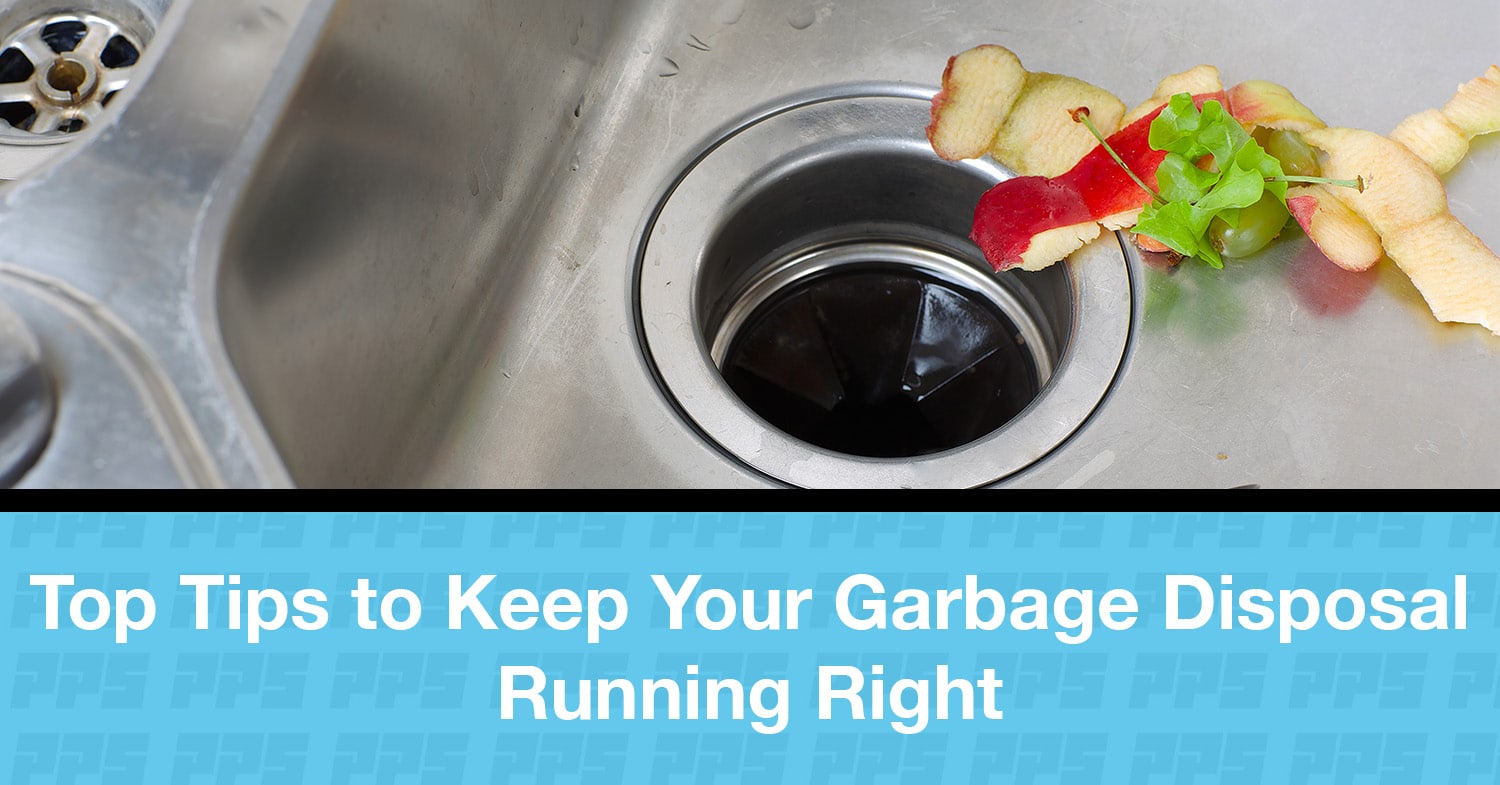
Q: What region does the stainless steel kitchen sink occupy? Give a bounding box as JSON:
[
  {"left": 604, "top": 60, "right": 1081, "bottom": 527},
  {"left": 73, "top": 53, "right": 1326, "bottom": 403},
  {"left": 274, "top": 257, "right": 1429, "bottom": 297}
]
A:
[{"left": 2, "top": 0, "right": 1497, "bottom": 487}]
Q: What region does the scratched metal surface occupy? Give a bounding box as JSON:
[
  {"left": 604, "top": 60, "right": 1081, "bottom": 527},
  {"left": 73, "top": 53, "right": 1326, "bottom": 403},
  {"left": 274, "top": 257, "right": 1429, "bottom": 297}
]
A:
[
  {"left": 6, "top": 0, "right": 1495, "bottom": 486},
  {"left": 221, "top": 0, "right": 1500, "bottom": 487}
]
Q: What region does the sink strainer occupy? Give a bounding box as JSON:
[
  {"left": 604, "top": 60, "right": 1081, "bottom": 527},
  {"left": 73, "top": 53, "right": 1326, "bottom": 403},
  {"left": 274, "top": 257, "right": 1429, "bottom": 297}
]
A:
[
  {"left": 0, "top": 12, "right": 141, "bottom": 136},
  {"left": 636, "top": 87, "right": 1134, "bottom": 488}
]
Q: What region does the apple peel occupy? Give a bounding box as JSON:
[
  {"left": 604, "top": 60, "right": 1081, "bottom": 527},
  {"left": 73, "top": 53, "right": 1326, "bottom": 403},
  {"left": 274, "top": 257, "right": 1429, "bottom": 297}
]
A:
[
  {"left": 927, "top": 45, "right": 1027, "bottom": 162},
  {"left": 1441, "top": 64, "right": 1500, "bottom": 136},
  {"left": 1302, "top": 126, "right": 1500, "bottom": 335},
  {"left": 970, "top": 110, "right": 1164, "bottom": 270},
  {"left": 1286, "top": 184, "right": 1383, "bottom": 272},
  {"left": 1121, "top": 65, "right": 1224, "bottom": 127},
  {"left": 1390, "top": 65, "right": 1500, "bottom": 175},
  {"left": 934, "top": 49, "right": 1500, "bottom": 336},
  {"left": 1384, "top": 215, "right": 1500, "bottom": 333},
  {"left": 990, "top": 72, "right": 1126, "bottom": 178},
  {"left": 970, "top": 175, "right": 1100, "bottom": 271},
  {"left": 1225, "top": 80, "right": 1327, "bottom": 133},
  {"left": 969, "top": 94, "right": 1241, "bottom": 272},
  {"left": 927, "top": 45, "right": 1124, "bottom": 177},
  {"left": 1390, "top": 110, "right": 1471, "bottom": 176}
]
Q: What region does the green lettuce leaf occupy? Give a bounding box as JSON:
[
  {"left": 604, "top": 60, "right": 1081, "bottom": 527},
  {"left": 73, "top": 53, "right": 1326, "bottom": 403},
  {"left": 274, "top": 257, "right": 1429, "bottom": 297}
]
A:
[
  {"left": 1156, "top": 152, "right": 1221, "bottom": 203},
  {"left": 1131, "top": 93, "right": 1293, "bottom": 268}
]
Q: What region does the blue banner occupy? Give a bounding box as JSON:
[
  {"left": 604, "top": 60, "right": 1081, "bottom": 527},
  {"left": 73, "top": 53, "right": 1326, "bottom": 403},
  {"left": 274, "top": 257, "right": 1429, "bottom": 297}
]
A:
[{"left": 3, "top": 512, "right": 1497, "bottom": 783}]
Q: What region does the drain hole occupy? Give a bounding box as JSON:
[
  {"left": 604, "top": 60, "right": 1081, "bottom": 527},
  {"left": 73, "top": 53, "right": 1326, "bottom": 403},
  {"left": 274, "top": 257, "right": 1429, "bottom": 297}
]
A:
[
  {"left": 41, "top": 21, "right": 88, "bottom": 54},
  {"left": 101, "top": 35, "right": 139, "bottom": 69},
  {"left": 0, "top": 10, "right": 155, "bottom": 176},
  {"left": 639, "top": 93, "right": 1131, "bottom": 486},
  {"left": 695, "top": 144, "right": 1066, "bottom": 462},
  {"left": 45, "top": 59, "right": 87, "bottom": 93},
  {"left": 0, "top": 101, "right": 35, "bottom": 130},
  {"left": 721, "top": 264, "right": 1041, "bottom": 458},
  {"left": 0, "top": 48, "right": 33, "bottom": 82}
]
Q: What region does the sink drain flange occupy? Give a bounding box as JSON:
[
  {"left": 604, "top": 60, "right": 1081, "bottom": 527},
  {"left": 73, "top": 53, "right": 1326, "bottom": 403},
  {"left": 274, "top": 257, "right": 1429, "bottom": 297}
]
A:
[
  {"left": 636, "top": 87, "right": 1133, "bottom": 488},
  {"left": 0, "top": 12, "right": 142, "bottom": 137},
  {"left": 0, "top": 0, "right": 158, "bottom": 179}
]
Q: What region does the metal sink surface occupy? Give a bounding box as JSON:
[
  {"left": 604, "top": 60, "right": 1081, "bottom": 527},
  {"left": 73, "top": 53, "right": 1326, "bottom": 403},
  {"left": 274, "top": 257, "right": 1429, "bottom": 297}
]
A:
[{"left": 1, "top": 0, "right": 1496, "bottom": 487}]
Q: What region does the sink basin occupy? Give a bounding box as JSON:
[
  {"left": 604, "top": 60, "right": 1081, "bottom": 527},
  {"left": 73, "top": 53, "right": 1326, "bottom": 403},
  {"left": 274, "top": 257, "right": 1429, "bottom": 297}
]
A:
[{"left": 4, "top": 0, "right": 1498, "bottom": 487}]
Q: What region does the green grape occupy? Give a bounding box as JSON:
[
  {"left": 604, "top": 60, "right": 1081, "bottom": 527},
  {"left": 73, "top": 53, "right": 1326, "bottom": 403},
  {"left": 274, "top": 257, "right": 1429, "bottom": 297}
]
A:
[
  {"left": 1208, "top": 192, "right": 1290, "bottom": 259},
  {"left": 1264, "top": 129, "right": 1321, "bottom": 178}
]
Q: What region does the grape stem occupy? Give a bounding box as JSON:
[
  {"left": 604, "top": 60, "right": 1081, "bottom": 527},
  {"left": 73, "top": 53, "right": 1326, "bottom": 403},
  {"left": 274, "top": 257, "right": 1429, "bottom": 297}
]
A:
[
  {"left": 1070, "top": 107, "right": 1165, "bottom": 205},
  {"left": 1267, "top": 174, "right": 1366, "bottom": 193}
]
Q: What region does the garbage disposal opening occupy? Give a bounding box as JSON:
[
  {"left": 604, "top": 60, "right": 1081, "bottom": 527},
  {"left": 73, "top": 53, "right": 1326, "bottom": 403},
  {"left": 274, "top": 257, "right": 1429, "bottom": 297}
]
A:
[
  {"left": 637, "top": 89, "right": 1132, "bottom": 488},
  {"left": 714, "top": 244, "right": 1052, "bottom": 459}
]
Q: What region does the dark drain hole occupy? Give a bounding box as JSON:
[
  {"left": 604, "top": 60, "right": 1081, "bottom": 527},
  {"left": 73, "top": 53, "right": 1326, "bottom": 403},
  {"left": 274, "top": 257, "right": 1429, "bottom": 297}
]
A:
[
  {"left": 0, "top": 101, "right": 35, "bottom": 130},
  {"left": 41, "top": 21, "right": 88, "bottom": 54},
  {"left": 0, "top": 48, "right": 34, "bottom": 82},
  {"left": 101, "top": 36, "right": 139, "bottom": 69},
  {"left": 720, "top": 267, "right": 1041, "bottom": 458}
]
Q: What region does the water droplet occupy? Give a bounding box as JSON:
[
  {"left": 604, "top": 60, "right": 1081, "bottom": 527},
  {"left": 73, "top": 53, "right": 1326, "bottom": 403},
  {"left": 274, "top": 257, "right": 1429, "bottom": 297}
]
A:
[
  {"left": 658, "top": 57, "right": 680, "bottom": 77},
  {"left": 787, "top": 8, "right": 815, "bottom": 29},
  {"left": 713, "top": 0, "right": 745, "bottom": 25},
  {"left": 570, "top": 155, "right": 580, "bottom": 172},
  {"left": 468, "top": 170, "right": 480, "bottom": 197}
]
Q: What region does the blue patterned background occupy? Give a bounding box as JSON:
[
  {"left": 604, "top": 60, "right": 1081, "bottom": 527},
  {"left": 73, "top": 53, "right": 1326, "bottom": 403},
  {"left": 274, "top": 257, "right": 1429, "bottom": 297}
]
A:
[{"left": 2, "top": 512, "right": 1497, "bottom": 783}]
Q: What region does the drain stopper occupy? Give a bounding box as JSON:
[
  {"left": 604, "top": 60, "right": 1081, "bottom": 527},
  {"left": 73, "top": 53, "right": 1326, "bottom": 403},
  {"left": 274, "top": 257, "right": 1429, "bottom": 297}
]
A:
[{"left": 0, "top": 13, "right": 142, "bottom": 136}]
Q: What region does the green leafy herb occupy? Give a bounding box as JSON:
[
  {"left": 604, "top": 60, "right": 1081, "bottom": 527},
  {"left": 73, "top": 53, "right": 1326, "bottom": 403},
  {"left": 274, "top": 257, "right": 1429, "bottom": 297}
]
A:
[
  {"left": 1135, "top": 199, "right": 1221, "bottom": 267},
  {"left": 1151, "top": 93, "right": 1249, "bottom": 167},
  {"left": 1141, "top": 94, "right": 1284, "bottom": 268},
  {"left": 1155, "top": 152, "right": 1218, "bottom": 203},
  {"left": 1073, "top": 92, "right": 1365, "bottom": 269}
]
